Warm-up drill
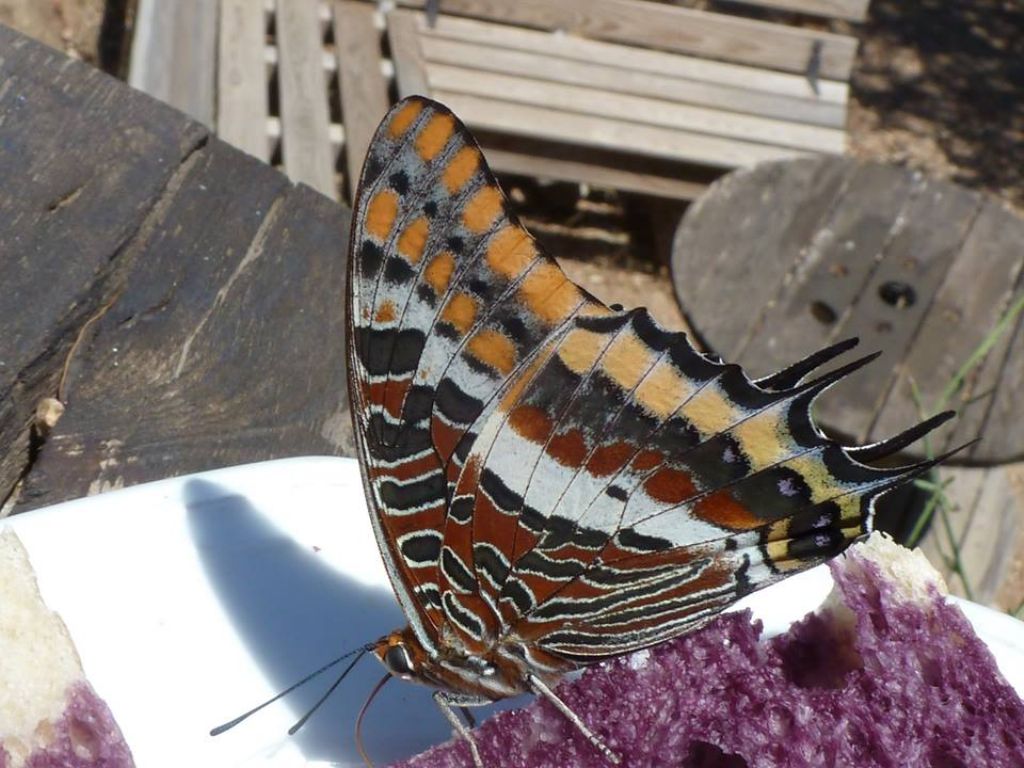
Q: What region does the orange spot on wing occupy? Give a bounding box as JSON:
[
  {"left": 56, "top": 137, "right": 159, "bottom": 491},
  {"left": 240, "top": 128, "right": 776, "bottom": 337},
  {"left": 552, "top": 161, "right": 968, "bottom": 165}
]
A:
[
  {"left": 634, "top": 360, "right": 691, "bottom": 420},
  {"left": 602, "top": 333, "right": 651, "bottom": 392},
  {"left": 587, "top": 442, "right": 633, "bottom": 476},
  {"left": 388, "top": 100, "right": 424, "bottom": 138},
  {"left": 441, "top": 293, "right": 477, "bottom": 336},
  {"left": 487, "top": 226, "right": 536, "bottom": 279},
  {"left": 644, "top": 467, "right": 697, "bottom": 505},
  {"left": 374, "top": 300, "right": 397, "bottom": 323},
  {"left": 557, "top": 328, "right": 607, "bottom": 375},
  {"left": 497, "top": 344, "right": 553, "bottom": 413},
  {"left": 632, "top": 449, "right": 663, "bottom": 471},
  {"left": 695, "top": 490, "right": 762, "bottom": 530},
  {"left": 443, "top": 146, "right": 480, "bottom": 194},
  {"left": 549, "top": 429, "right": 588, "bottom": 467},
  {"left": 464, "top": 186, "right": 504, "bottom": 233},
  {"left": 424, "top": 251, "right": 455, "bottom": 294},
  {"left": 467, "top": 329, "right": 517, "bottom": 376},
  {"left": 365, "top": 190, "right": 399, "bottom": 241},
  {"left": 508, "top": 405, "right": 553, "bottom": 444},
  {"left": 518, "top": 263, "right": 581, "bottom": 325},
  {"left": 398, "top": 217, "right": 430, "bottom": 264},
  {"left": 415, "top": 113, "right": 455, "bottom": 161}
]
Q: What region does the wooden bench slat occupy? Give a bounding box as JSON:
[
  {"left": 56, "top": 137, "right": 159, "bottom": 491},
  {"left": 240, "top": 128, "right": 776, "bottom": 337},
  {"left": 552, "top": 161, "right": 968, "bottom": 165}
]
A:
[
  {"left": 481, "top": 145, "right": 708, "bottom": 201},
  {"left": 412, "top": 11, "right": 848, "bottom": 103},
  {"left": 275, "top": 0, "right": 336, "bottom": 197},
  {"left": 420, "top": 37, "right": 846, "bottom": 128},
  {"left": 428, "top": 65, "right": 846, "bottom": 154},
  {"left": 396, "top": 0, "right": 859, "bottom": 79},
  {"left": 218, "top": 0, "right": 269, "bottom": 161},
  {"left": 334, "top": 1, "right": 391, "bottom": 201},
  {"left": 718, "top": 0, "right": 870, "bottom": 22},
  {"left": 129, "top": 0, "right": 218, "bottom": 127},
  {"left": 432, "top": 92, "right": 814, "bottom": 168},
  {"left": 389, "top": 8, "right": 432, "bottom": 97}
]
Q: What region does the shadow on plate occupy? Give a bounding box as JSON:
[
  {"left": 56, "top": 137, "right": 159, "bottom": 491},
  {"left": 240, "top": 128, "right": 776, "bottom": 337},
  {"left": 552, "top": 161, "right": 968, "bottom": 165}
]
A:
[{"left": 184, "top": 477, "right": 468, "bottom": 765}]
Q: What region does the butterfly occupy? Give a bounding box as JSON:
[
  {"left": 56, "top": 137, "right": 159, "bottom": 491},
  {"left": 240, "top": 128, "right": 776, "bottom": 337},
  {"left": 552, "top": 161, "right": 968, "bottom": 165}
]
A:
[{"left": 345, "top": 96, "right": 950, "bottom": 767}]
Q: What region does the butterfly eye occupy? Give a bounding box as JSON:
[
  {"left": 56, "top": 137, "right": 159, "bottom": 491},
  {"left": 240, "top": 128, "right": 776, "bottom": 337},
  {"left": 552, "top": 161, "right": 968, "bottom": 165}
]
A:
[{"left": 383, "top": 643, "right": 416, "bottom": 680}]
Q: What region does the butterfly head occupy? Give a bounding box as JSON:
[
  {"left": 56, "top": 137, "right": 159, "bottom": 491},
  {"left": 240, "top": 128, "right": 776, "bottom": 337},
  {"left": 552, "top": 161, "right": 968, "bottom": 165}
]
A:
[{"left": 373, "top": 628, "right": 424, "bottom": 682}]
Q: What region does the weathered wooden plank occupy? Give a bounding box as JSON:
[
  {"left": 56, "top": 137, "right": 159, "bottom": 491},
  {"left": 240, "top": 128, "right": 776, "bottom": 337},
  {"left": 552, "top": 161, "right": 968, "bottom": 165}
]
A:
[
  {"left": 944, "top": 290, "right": 1024, "bottom": 461},
  {"left": 0, "top": 26, "right": 209, "bottom": 509},
  {"left": 992, "top": 464, "right": 1024, "bottom": 612},
  {"left": 413, "top": 11, "right": 848, "bottom": 103},
  {"left": 717, "top": 0, "right": 870, "bottom": 22},
  {"left": 19, "top": 143, "right": 353, "bottom": 511},
  {"left": 917, "top": 465, "right": 988, "bottom": 594},
  {"left": 672, "top": 158, "right": 850, "bottom": 361},
  {"left": 483, "top": 145, "right": 707, "bottom": 201},
  {"left": 129, "top": 0, "right": 218, "bottom": 126},
  {"left": 275, "top": 0, "right": 337, "bottom": 197},
  {"left": 815, "top": 180, "right": 982, "bottom": 442},
  {"left": 674, "top": 156, "right": 1024, "bottom": 462},
  {"left": 334, "top": 1, "right": 391, "bottom": 201},
  {"left": 388, "top": 8, "right": 431, "bottom": 97},
  {"left": 218, "top": 0, "right": 270, "bottom": 161},
  {"left": 419, "top": 36, "right": 846, "bottom": 128},
  {"left": 435, "top": 92, "right": 814, "bottom": 169},
  {"left": 872, "top": 200, "right": 1024, "bottom": 458},
  {"left": 976, "top": 303, "right": 1024, "bottom": 462},
  {"left": 427, "top": 65, "right": 845, "bottom": 154},
  {"left": 396, "top": 0, "right": 859, "bottom": 79},
  {"left": 916, "top": 464, "right": 1024, "bottom": 610},
  {"left": 959, "top": 464, "right": 1024, "bottom": 607},
  {"left": 732, "top": 163, "right": 919, "bottom": 373}
]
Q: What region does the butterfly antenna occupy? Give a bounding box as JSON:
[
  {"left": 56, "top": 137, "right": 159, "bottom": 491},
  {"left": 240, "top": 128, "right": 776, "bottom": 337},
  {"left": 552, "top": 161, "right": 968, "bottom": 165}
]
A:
[
  {"left": 210, "top": 644, "right": 373, "bottom": 736},
  {"left": 356, "top": 674, "right": 392, "bottom": 768},
  {"left": 287, "top": 646, "right": 372, "bottom": 736}
]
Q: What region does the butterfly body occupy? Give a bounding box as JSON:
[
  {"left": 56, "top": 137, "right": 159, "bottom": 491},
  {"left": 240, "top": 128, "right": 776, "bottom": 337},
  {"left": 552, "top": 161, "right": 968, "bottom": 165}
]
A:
[
  {"left": 346, "top": 97, "right": 950, "bottom": 765},
  {"left": 373, "top": 625, "right": 568, "bottom": 701}
]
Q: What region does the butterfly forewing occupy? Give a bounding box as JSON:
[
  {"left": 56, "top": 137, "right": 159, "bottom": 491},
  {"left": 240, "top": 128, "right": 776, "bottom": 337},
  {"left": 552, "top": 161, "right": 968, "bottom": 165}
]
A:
[
  {"left": 349, "top": 96, "right": 945, "bottom": 674},
  {"left": 347, "top": 97, "right": 608, "bottom": 654}
]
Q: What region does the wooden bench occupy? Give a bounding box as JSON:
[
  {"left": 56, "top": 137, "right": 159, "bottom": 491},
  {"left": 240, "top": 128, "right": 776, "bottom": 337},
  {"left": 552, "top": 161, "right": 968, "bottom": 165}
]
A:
[
  {"left": 128, "top": 0, "right": 867, "bottom": 203},
  {"left": 388, "top": 0, "right": 866, "bottom": 199}
]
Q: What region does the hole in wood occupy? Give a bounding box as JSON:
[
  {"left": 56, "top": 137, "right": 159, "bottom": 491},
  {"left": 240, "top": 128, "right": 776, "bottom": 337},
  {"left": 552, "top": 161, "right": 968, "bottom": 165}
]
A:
[
  {"left": 810, "top": 300, "right": 838, "bottom": 325},
  {"left": 878, "top": 281, "right": 917, "bottom": 309}
]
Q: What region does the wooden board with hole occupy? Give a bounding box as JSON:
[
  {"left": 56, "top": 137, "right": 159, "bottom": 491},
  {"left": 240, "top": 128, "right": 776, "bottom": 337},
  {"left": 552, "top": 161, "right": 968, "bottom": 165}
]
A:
[
  {"left": 0, "top": 24, "right": 355, "bottom": 514},
  {"left": 672, "top": 156, "right": 1024, "bottom": 464}
]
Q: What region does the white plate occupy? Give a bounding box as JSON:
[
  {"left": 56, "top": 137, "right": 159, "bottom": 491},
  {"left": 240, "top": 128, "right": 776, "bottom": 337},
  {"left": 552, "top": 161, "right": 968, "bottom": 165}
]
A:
[{"left": 5, "top": 457, "right": 1024, "bottom": 767}]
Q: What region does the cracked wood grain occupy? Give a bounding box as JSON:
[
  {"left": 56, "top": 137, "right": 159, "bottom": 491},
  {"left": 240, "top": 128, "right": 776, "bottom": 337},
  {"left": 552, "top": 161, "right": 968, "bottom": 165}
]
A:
[{"left": 0, "top": 26, "right": 355, "bottom": 512}]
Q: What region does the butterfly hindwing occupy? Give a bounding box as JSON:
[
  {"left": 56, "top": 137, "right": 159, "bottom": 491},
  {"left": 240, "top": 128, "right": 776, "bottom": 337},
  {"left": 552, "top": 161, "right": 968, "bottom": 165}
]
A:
[{"left": 447, "top": 286, "right": 936, "bottom": 660}]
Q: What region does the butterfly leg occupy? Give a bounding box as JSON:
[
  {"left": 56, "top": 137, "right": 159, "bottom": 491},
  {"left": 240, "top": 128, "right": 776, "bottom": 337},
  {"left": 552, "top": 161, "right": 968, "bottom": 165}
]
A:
[
  {"left": 528, "top": 674, "right": 621, "bottom": 765},
  {"left": 433, "top": 691, "right": 488, "bottom": 768}
]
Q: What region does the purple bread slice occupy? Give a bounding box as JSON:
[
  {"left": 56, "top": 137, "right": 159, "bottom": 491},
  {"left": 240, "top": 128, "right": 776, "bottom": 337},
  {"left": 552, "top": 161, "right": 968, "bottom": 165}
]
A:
[
  {"left": 0, "top": 529, "right": 135, "bottom": 768},
  {"left": 393, "top": 533, "right": 1024, "bottom": 768}
]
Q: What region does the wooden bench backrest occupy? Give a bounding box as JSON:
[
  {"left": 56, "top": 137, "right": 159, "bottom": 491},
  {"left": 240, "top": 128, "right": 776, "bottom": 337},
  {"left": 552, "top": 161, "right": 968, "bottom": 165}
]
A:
[
  {"left": 718, "top": 0, "right": 869, "bottom": 22},
  {"left": 396, "top": 0, "right": 861, "bottom": 81}
]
